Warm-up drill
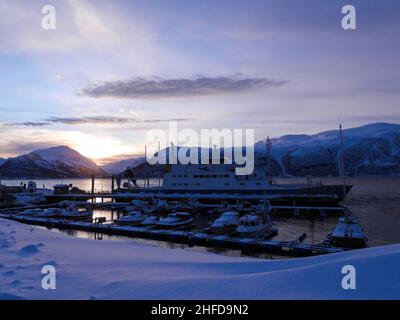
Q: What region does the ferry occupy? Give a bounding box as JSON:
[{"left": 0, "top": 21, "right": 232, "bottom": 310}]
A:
[{"left": 115, "top": 162, "right": 352, "bottom": 204}]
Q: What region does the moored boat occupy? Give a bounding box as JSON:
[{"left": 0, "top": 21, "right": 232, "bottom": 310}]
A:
[
  {"left": 156, "top": 212, "right": 194, "bottom": 229},
  {"left": 58, "top": 205, "right": 92, "bottom": 221},
  {"left": 326, "top": 215, "right": 368, "bottom": 249},
  {"left": 210, "top": 211, "right": 240, "bottom": 235},
  {"left": 115, "top": 211, "right": 148, "bottom": 226},
  {"left": 36, "top": 208, "right": 63, "bottom": 218},
  {"left": 141, "top": 215, "right": 159, "bottom": 226},
  {"left": 236, "top": 213, "right": 276, "bottom": 239}
]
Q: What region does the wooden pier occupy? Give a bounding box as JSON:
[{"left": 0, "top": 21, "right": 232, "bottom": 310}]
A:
[{"left": 0, "top": 214, "right": 344, "bottom": 257}]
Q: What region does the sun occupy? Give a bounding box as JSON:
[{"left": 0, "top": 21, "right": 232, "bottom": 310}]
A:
[{"left": 66, "top": 132, "right": 134, "bottom": 161}]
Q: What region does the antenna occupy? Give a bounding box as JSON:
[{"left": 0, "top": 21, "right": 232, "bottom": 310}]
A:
[{"left": 339, "top": 124, "right": 346, "bottom": 198}]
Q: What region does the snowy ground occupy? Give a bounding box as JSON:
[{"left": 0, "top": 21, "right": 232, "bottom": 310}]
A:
[{"left": 0, "top": 217, "right": 399, "bottom": 300}]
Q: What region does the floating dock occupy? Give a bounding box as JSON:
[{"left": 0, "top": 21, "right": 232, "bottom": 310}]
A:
[
  {"left": 0, "top": 214, "right": 344, "bottom": 257},
  {"left": 45, "top": 192, "right": 346, "bottom": 217}
]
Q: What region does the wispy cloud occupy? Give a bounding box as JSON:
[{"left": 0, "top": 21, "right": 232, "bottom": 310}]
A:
[
  {"left": 46, "top": 116, "right": 134, "bottom": 125},
  {"left": 81, "top": 75, "right": 287, "bottom": 99},
  {"left": 2, "top": 122, "right": 50, "bottom": 127},
  {"left": 2, "top": 116, "right": 191, "bottom": 127}
]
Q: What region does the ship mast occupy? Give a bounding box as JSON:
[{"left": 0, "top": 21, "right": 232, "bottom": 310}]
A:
[
  {"left": 266, "top": 137, "right": 272, "bottom": 185},
  {"left": 339, "top": 124, "right": 346, "bottom": 198},
  {"left": 158, "top": 141, "right": 161, "bottom": 187}
]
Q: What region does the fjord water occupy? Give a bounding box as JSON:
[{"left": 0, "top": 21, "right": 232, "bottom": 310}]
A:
[{"left": 2, "top": 177, "right": 400, "bottom": 247}]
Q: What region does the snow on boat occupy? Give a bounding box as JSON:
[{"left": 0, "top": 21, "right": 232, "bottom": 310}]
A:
[
  {"left": 156, "top": 212, "right": 194, "bottom": 229},
  {"left": 327, "top": 215, "right": 368, "bottom": 249},
  {"left": 36, "top": 208, "right": 63, "bottom": 218},
  {"left": 20, "top": 208, "right": 46, "bottom": 216},
  {"left": 115, "top": 211, "right": 148, "bottom": 226},
  {"left": 141, "top": 215, "right": 159, "bottom": 226},
  {"left": 210, "top": 211, "right": 240, "bottom": 235}
]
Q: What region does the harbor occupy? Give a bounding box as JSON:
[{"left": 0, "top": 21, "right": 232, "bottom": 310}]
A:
[{"left": 0, "top": 176, "right": 369, "bottom": 258}]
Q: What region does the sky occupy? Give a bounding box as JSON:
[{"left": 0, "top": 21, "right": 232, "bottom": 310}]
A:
[{"left": 0, "top": 0, "right": 399, "bottom": 163}]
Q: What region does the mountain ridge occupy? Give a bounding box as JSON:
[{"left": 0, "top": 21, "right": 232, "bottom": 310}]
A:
[{"left": 0, "top": 146, "right": 106, "bottom": 179}]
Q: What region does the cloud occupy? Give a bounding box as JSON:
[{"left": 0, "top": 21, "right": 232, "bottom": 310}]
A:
[
  {"left": 81, "top": 75, "right": 287, "bottom": 99},
  {"left": 2, "top": 116, "right": 191, "bottom": 127},
  {"left": 45, "top": 116, "right": 190, "bottom": 125},
  {"left": 2, "top": 122, "right": 50, "bottom": 127}
]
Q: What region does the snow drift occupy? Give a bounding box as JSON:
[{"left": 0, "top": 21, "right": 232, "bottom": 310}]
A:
[{"left": 0, "top": 218, "right": 399, "bottom": 300}]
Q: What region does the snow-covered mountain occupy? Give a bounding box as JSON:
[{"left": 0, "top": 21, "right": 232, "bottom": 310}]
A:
[
  {"left": 101, "top": 157, "right": 146, "bottom": 175},
  {"left": 255, "top": 122, "right": 400, "bottom": 176},
  {"left": 129, "top": 122, "right": 400, "bottom": 178},
  {"left": 0, "top": 146, "right": 105, "bottom": 178},
  {"left": 0, "top": 158, "right": 5, "bottom": 166}
]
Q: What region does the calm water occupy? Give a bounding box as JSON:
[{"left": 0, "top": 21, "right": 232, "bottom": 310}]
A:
[{"left": 0, "top": 178, "right": 160, "bottom": 192}]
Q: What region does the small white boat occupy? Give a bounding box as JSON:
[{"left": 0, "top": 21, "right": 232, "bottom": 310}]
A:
[
  {"left": 141, "top": 215, "right": 159, "bottom": 226},
  {"left": 36, "top": 208, "right": 62, "bottom": 218},
  {"left": 115, "top": 211, "right": 148, "bottom": 226},
  {"left": 327, "top": 215, "right": 368, "bottom": 249},
  {"left": 156, "top": 212, "right": 194, "bottom": 229},
  {"left": 210, "top": 211, "right": 240, "bottom": 235},
  {"left": 236, "top": 213, "right": 275, "bottom": 238},
  {"left": 58, "top": 205, "right": 92, "bottom": 221}
]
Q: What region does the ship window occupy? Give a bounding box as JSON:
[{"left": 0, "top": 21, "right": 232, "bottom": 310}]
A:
[
  {"left": 194, "top": 175, "right": 198, "bottom": 178},
  {"left": 200, "top": 175, "right": 204, "bottom": 178},
  {"left": 225, "top": 183, "right": 230, "bottom": 186},
  {"left": 224, "top": 174, "right": 229, "bottom": 178},
  {"left": 212, "top": 175, "right": 217, "bottom": 178},
  {"left": 240, "top": 182, "right": 245, "bottom": 186}
]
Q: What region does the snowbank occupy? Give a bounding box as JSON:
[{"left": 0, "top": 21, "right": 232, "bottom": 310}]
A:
[{"left": 0, "top": 217, "right": 399, "bottom": 300}]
